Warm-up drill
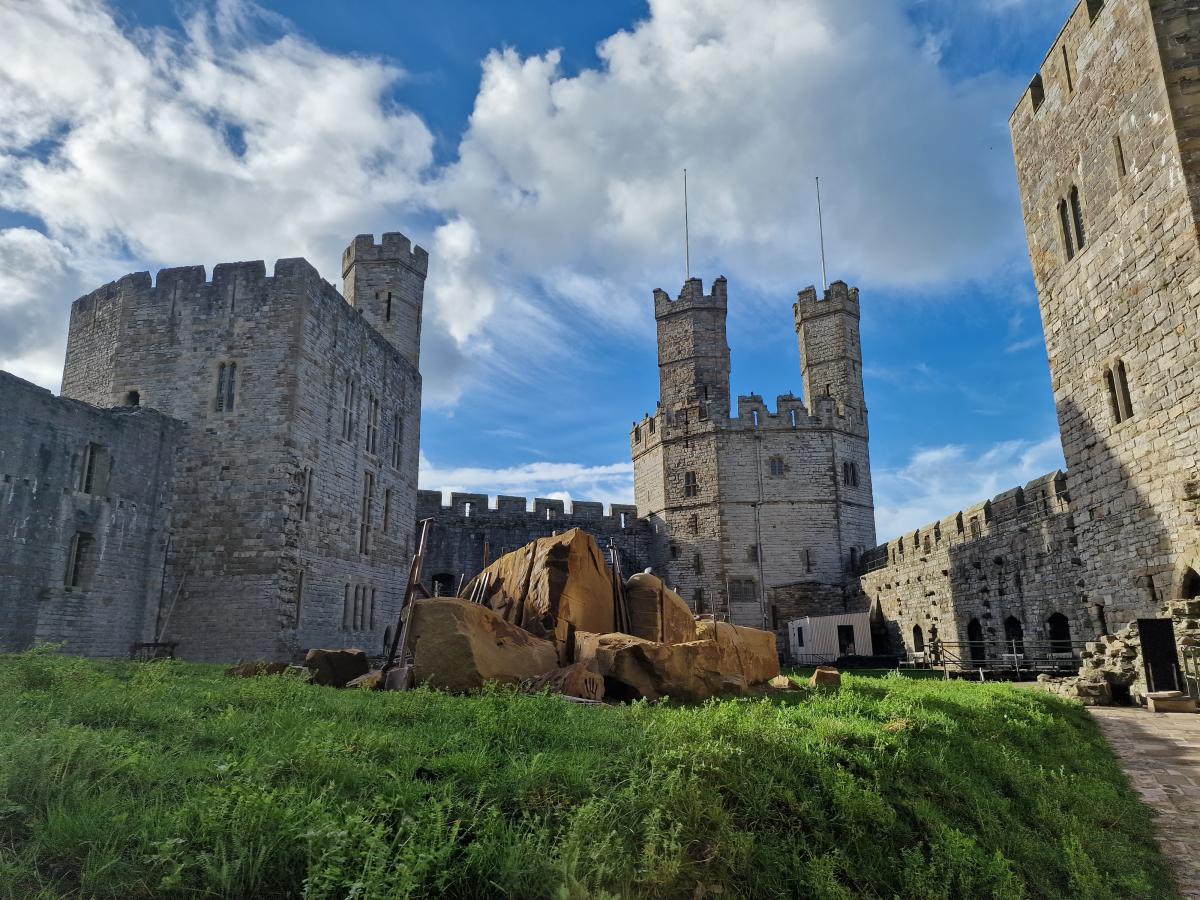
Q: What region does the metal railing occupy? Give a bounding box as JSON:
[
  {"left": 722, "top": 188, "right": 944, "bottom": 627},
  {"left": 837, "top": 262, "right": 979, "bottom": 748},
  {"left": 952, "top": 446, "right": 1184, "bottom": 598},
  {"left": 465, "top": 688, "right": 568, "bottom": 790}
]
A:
[{"left": 902, "top": 638, "right": 1087, "bottom": 679}]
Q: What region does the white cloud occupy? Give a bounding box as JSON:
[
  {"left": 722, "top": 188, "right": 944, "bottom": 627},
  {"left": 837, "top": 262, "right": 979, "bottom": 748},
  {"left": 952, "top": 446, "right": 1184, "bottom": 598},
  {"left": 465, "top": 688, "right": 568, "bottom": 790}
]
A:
[
  {"left": 418, "top": 453, "right": 634, "bottom": 511},
  {"left": 872, "top": 435, "right": 1065, "bottom": 541}
]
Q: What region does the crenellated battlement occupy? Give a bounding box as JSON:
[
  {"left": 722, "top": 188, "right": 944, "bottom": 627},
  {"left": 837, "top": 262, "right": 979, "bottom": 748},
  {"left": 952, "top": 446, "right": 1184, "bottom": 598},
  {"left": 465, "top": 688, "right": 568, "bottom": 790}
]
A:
[
  {"left": 864, "top": 471, "right": 1070, "bottom": 569},
  {"left": 417, "top": 490, "right": 639, "bottom": 524},
  {"left": 341, "top": 232, "right": 429, "bottom": 279},
  {"left": 652, "top": 276, "right": 728, "bottom": 318},
  {"left": 793, "top": 280, "right": 860, "bottom": 321}
]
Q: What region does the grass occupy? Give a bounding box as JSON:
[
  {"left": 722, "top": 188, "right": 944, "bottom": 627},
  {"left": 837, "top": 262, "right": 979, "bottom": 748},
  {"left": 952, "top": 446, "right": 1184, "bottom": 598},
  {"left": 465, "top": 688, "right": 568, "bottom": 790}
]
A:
[{"left": 0, "top": 648, "right": 1176, "bottom": 899}]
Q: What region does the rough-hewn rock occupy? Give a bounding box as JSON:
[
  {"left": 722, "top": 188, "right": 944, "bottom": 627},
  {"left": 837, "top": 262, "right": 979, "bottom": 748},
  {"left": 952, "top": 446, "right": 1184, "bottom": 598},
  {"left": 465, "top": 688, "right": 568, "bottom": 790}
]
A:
[
  {"left": 305, "top": 649, "right": 370, "bottom": 688},
  {"left": 410, "top": 598, "right": 558, "bottom": 693},
  {"left": 810, "top": 666, "right": 841, "bottom": 688},
  {"left": 462, "top": 528, "right": 615, "bottom": 663},
  {"left": 576, "top": 631, "right": 744, "bottom": 702},
  {"left": 225, "top": 661, "right": 289, "bottom": 678},
  {"left": 694, "top": 620, "right": 781, "bottom": 683},
  {"left": 524, "top": 661, "right": 606, "bottom": 701},
  {"left": 625, "top": 573, "right": 697, "bottom": 644},
  {"left": 768, "top": 675, "right": 797, "bottom": 690},
  {"left": 347, "top": 670, "right": 383, "bottom": 690}
]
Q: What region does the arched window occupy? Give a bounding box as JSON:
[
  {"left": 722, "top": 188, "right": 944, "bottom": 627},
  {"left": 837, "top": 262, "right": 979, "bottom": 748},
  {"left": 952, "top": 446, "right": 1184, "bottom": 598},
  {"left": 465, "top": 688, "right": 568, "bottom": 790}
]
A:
[
  {"left": 1047, "top": 612, "right": 1071, "bottom": 654},
  {"left": 967, "top": 619, "right": 986, "bottom": 663},
  {"left": 912, "top": 625, "right": 925, "bottom": 653},
  {"left": 125, "top": 389, "right": 140, "bottom": 407},
  {"left": 1069, "top": 185, "right": 1086, "bottom": 250},
  {"left": 1058, "top": 199, "right": 1076, "bottom": 261},
  {"left": 1004, "top": 616, "right": 1025, "bottom": 655}
]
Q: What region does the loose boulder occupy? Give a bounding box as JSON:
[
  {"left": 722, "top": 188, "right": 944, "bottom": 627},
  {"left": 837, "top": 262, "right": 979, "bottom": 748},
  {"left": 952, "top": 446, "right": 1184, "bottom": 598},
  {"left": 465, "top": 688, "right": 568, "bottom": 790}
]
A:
[
  {"left": 810, "top": 666, "right": 841, "bottom": 688},
  {"left": 625, "top": 573, "right": 697, "bottom": 644},
  {"left": 694, "top": 620, "right": 781, "bottom": 684},
  {"left": 462, "top": 529, "right": 615, "bottom": 663},
  {"left": 524, "top": 661, "right": 606, "bottom": 701},
  {"left": 576, "top": 631, "right": 751, "bottom": 702},
  {"left": 410, "top": 598, "right": 559, "bottom": 693},
  {"left": 304, "top": 649, "right": 370, "bottom": 688},
  {"left": 225, "top": 661, "right": 289, "bottom": 678}
]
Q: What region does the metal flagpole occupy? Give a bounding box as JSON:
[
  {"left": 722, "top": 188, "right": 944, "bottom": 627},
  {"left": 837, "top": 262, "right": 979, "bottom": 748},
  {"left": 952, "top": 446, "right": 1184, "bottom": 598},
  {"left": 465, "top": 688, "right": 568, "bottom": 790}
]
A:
[
  {"left": 684, "top": 168, "right": 691, "bottom": 280},
  {"left": 816, "top": 176, "right": 828, "bottom": 291}
]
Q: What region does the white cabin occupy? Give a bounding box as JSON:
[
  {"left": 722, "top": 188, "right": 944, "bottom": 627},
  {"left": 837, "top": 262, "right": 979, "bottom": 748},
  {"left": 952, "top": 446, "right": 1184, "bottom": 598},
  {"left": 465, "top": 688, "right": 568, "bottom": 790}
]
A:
[{"left": 787, "top": 612, "right": 872, "bottom": 665}]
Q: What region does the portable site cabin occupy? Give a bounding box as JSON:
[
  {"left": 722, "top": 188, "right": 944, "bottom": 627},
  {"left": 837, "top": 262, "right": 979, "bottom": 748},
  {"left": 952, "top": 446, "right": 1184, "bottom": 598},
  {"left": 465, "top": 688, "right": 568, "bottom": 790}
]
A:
[{"left": 787, "top": 612, "right": 872, "bottom": 665}]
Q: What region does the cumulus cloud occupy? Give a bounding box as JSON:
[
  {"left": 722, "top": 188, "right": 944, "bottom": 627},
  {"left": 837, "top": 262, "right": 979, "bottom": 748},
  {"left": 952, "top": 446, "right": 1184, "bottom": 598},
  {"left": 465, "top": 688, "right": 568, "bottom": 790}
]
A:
[
  {"left": 418, "top": 453, "right": 635, "bottom": 511},
  {"left": 872, "top": 435, "right": 1065, "bottom": 540}
]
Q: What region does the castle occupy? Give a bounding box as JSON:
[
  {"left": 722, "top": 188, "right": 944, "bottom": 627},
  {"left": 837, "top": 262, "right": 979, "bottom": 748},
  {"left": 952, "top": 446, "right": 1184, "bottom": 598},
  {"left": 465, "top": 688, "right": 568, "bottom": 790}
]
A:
[{"left": 1, "top": 0, "right": 1195, "bottom": 669}]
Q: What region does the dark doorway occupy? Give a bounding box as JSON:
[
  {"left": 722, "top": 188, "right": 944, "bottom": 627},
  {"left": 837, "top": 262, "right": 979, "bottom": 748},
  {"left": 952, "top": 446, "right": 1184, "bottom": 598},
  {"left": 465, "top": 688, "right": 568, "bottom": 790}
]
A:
[
  {"left": 912, "top": 625, "right": 925, "bottom": 653},
  {"left": 431, "top": 573, "right": 455, "bottom": 597},
  {"left": 1004, "top": 616, "right": 1025, "bottom": 655},
  {"left": 1138, "top": 618, "right": 1182, "bottom": 693},
  {"left": 837, "top": 624, "right": 856, "bottom": 657},
  {"left": 967, "top": 618, "right": 986, "bottom": 663},
  {"left": 1047, "top": 613, "right": 1072, "bottom": 654},
  {"left": 1182, "top": 568, "right": 1200, "bottom": 601}
]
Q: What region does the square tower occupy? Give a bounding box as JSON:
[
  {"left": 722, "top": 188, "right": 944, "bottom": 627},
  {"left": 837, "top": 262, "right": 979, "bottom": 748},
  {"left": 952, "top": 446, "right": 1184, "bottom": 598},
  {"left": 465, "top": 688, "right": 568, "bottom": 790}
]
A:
[{"left": 1010, "top": 0, "right": 1200, "bottom": 628}]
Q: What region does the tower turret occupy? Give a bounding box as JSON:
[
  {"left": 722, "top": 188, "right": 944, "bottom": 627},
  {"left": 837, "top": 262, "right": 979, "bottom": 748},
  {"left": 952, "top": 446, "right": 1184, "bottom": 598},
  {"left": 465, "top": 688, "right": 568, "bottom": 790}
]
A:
[
  {"left": 341, "top": 232, "right": 428, "bottom": 369},
  {"left": 652, "top": 276, "right": 730, "bottom": 419},
  {"left": 793, "top": 281, "right": 867, "bottom": 432}
]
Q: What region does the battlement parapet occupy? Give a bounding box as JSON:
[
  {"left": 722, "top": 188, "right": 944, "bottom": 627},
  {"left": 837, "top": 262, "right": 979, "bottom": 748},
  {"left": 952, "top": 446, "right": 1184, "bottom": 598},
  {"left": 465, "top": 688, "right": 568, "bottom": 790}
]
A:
[
  {"left": 731, "top": 392, "right": 812, "bottom": 426},
  {"left": 416, "top": 489, "right": 641, "bottom": 525},
  {"left": 652, "top": 276, "right": 728, "bottom": 318},
  {"left": 793, "top": 280, "right": 860, "bottom": 321},
  {"left": 341, "top": 232, "right": 429, "bottom": 278},
  {"left": 862, "top": 471, "right": 1071, "bottom": 571}
]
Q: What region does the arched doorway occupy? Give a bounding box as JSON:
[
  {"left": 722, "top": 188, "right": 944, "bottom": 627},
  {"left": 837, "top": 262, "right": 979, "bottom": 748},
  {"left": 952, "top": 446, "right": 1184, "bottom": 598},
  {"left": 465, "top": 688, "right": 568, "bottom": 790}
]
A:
[
  {"left": 1047, "top": 613, "right": 1071, "bottom": 654},
  {"left": 967, "top": 618, "right": 986, "bottom": 663},
  {"left": 1182, "top": 568, "right": 1200, "bottom": 601},
  {"left": 1004, "top": 616, "right": 1025, "bottom": 655},
  {"left": 912, "top": 624, "right": 925, "bottom": 654}
]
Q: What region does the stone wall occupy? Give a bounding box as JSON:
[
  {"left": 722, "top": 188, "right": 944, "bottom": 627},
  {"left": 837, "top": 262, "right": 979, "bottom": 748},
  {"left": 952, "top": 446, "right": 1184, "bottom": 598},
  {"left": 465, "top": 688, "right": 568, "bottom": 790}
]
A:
[
  {"left": 1009, "top": 0, "right": 1200, "bottom": 630},
  {"left": 57, "top": 233, "right": 426, "bottom": 662},
  {"left": 415, "top": 492, "right": 647, "bottom": 596},
  {"left": 0, "top": 371, "right": 179, "bottom": 656},
  {"left": 858, "top": 472, "right": 1089, "bottom": 662}
]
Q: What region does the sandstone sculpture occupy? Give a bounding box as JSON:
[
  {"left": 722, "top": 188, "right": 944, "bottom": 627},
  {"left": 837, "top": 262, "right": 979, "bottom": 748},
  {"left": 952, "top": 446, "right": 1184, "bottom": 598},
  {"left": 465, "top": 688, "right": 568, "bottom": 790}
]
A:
[{"left": 625, "top": 572, "right": 697, "bottom": 644}]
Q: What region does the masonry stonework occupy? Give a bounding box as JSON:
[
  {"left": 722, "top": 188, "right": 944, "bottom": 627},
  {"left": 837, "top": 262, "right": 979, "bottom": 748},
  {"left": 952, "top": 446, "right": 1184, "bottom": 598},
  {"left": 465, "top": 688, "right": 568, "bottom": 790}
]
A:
[
  {"left": 1009, "top": 0, "right": 1200, "bottom": 630},
  {"left": 631, "top": 278, "right": 876, "bottom": 634}
]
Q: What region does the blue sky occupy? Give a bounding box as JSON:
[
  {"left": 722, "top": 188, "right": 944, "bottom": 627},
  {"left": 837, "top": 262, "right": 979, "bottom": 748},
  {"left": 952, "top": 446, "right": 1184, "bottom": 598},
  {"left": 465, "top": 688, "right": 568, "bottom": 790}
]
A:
[{"left": 0, "top": 0, "right": 1078, "bottom": 539}]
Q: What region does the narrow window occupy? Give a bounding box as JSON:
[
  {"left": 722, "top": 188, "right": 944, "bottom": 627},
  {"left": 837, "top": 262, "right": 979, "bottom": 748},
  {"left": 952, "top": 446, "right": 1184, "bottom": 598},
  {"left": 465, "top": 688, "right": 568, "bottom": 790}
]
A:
[
  {"left": 300, "top": 466, "right": 314, "bottom": 522},
  {"left": 693, "top": 588, "right": 705, "bottom": 614},
  {"left": 391, "top": 413, "right": 403, "bottom": 469},
  {"left": 684, "top": 471, "right": 698, "bottom": 498},
  {"left": 353, "top": 584, "right": 363, "bottom": 631},
  {"left": 751, "top": 410, "right": 759, "bottom": 427},
  {"left": 79, "top": 443, "right": 110, "bottom": 495},
  {"left": 342, "top": 584, "right": 352, "bottom": 630},
  {"left": 366, "top": 395, "right": 380, "bottom": 454},
  {"left": 969, "top": 517, "right": 982, "bottom": 539},
  {"left": 795, "top": 626, "right": 805, "bottom": 648},
  {"left": 698, "top": 405, "right": 709, "bottom": 421},
  {"left": 694, "top": 552, "right": 703, "bottom": 574},
  {"left": 225, "top": 362, "right": 237, "bottom": 411},
  {"left": 634, "top": 425, "right": 642, "bottom": 442},
  {"left": 295, "top": 569, "right": 305, "bottom": 623},
  {"left": 923, "top": 535, "right": 932, "bottom": 554},
  {"left": 1069, "top": 186, "right": 1086, "bottom": 250},
  {"left": 215, "top": 363, "right": 227, "bottom": 411},
  {"left": 748, "top": 544, "right": 759, "bottom": 563},
  {"left": 805, "top": 548, "right": 812, "bottom": 573},
  {"left": 670, "top": 543, "right": 681, "bottom": 560},
  {"left": 359, "top": 470, "right": 374, "bottom": 555},
  {"left": 1030, "top": 74, "right": 1045, "bottom": 112},
  {"left": 648, "top": 418, "right": 656, "bottom": 434},
  {"left": 382, "top": 291, "right": 393, "bottom": 322},
  {"left": 1113, "top": 133, "right": 1127, "bottom": 177},
  {"left": 1061, "top": 44, "right": 1074, "bottom": 94},
  {"left": 369, "top": 587, "right": 377, "bottom": 631},
  {"left": 789, "top": 409, "right": 797, "bottom": 427},
  {"left": 1058, "top": 199, "right": 1076, "bottom": 261},
  {"left": 1104, "top": 368, "right": 1123, "bottom": 423},
  {"left": 769, "top": 457, "right": 785, "bottom": 477},
  {"left": 619, "top": 512, "right": 627, "bottom": 528},
  {"left": 1115, "top": 360, "right": 1134, "bottom": 421},
  {"left": 341, "top": 377, "right": 356, "bottom": 441},
  {"left": 383, "top": 488, "right": 393, "bottom": 532},
  {"left": 65, "top": 531, "right": 94, "bottom": 588}
]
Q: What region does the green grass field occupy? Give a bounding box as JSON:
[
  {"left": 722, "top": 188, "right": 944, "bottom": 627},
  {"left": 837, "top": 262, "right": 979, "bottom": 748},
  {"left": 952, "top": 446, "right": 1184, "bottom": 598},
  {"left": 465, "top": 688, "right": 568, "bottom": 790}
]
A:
[{"left": 0, "top": 649, "right": 1175, "bottom": 899}]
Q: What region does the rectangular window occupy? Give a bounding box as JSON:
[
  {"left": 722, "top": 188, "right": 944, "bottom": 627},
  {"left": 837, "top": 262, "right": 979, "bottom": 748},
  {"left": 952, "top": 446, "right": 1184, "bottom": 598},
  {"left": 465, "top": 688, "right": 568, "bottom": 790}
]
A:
[
  {"left": 969, "top": 517, "right": 982, "bottom": 539},
  {"left": 295, "top": 569, "right": 305, "bottom": 623},
  {"left": 341, "top": 377, "right": 356, "bottom": 441},
  {"left": 78, "top": 442, "right": 110, "bottom": 495},
  {"left": 648, "top": 419, "right": 655, "bottom": 434},
  {"left": 795, "top": 626, "right": 805, "bottom": 648},
  {"left": 359, "top": 470, "right": 374, "bottom": 555},
  {"left": 694, "top": 552, "right": 703, "bottom": 574},
  {"left": 300, "top": 466, "right": 313, "bottom": 522},
  {"left": 383, "top": 488, "right": 393, "bottom": 533},
  {"left": 391, "top": 414, "right": 403, "bottom": 469},
  {"left": 683, "top": 471, "right": 698, "bottom": 498},
  {"left": 747, "top": 544, "right": 759, "bottom": 563},
  {"left": 698, "top": 405, "right": 708, "bottom": 421},
  {"left": 1113, "top": 134, "right": 1127, "bottom": 177},
  {"left": 65, "top": 531, "right": 94, "bottom": 588},
  {"left": 366, "top": 395, "right": 380, "bottom": 454},
  {"left": 769, "top": 457, "right": 785, "bottom": 476},
  {"left": 215, "top": 361, "right": 238, "bottom": 412}
]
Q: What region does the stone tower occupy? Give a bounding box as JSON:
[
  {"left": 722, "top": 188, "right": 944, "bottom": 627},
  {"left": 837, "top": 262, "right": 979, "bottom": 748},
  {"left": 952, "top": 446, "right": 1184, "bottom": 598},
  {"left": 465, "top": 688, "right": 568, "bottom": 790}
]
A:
[
  {"left": 342, "top": 232, "right": 429, "bottom": 369},
  {"left": 632, "top": 277, "right": 876, "bottom": 635},
  {"left": 1009, "top": 0, "right": 1200, "bottom": 630}
]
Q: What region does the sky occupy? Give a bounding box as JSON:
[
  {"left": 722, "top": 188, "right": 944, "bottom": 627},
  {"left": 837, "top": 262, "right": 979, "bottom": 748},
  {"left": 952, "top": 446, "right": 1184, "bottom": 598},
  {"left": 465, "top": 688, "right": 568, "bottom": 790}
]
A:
[{"left": 0, "top": 0, "right": 1078, "bottom": 541}]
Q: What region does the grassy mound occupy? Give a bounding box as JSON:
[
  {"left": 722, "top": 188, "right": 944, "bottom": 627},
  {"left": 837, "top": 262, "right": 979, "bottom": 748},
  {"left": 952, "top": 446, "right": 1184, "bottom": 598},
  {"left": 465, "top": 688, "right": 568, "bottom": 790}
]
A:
[{"left": 0, "top": 650, "right": 1174, "bottom": 899}]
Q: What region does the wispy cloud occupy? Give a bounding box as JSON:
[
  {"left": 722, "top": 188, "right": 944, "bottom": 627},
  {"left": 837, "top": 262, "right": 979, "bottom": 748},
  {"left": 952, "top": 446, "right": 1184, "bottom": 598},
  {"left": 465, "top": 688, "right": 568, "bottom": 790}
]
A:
[{"left": 1005, "top": 335, "right": 1043, "bottom": 354}]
